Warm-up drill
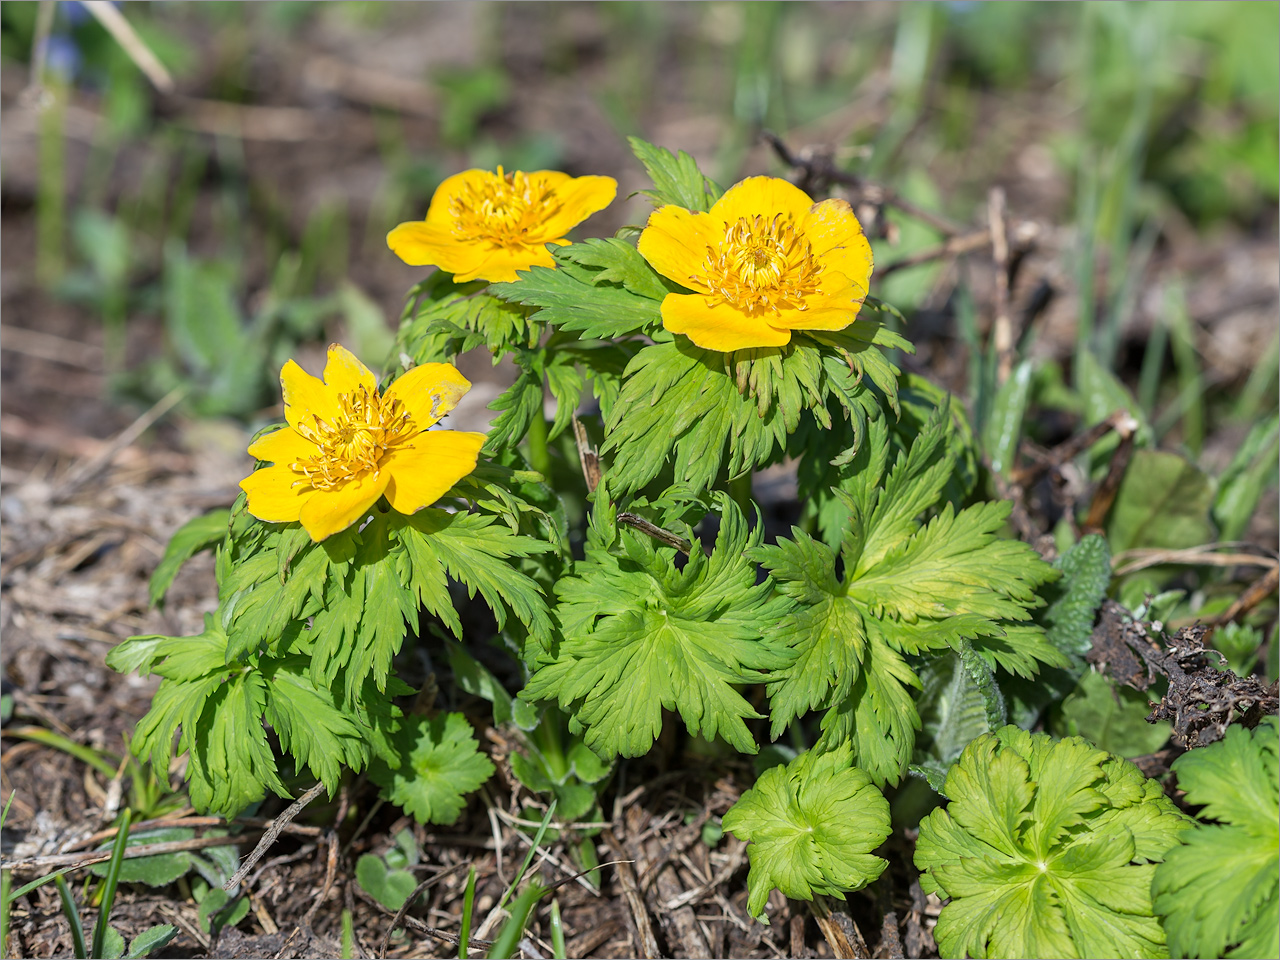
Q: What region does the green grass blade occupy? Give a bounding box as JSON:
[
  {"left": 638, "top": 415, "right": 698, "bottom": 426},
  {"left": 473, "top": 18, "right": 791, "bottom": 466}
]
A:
[
  {"left": 485, "top": 882, "right": 546, "bottom": 960},
  {"left": 90, "top": 809, "right": 133, "bottom": 960},
  {"left": 1, "top": 864, "right": 10, "bottom": 960},
  {"left": 549, "top": 897, "right": 566, "bottom": 960},
  {"left": 1164, "top": 283, "right": 1204, "bottom": 455},
  {"left": 458, "top": 866, "right": 477, "bottom": 960},
  {"left": 5, "top": 727, "right": 119, "bottom": 780},
  {"left": 54, "top": 875, "right": 87, "bottom": 960},
  {"left": 7, "top": 866, "right": 85, "bottom": 903},
  {"left": 340, "top": 908, "right": 354, "bottom": 960},
  {"left": 494, "top": 800, "right": 556, "bottom": 918}
]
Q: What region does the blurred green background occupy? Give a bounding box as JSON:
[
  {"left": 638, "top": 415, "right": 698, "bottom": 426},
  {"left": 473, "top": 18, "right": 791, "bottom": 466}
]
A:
[{"left": 1, "top": 1, "right": 1276, "bottom": 456}]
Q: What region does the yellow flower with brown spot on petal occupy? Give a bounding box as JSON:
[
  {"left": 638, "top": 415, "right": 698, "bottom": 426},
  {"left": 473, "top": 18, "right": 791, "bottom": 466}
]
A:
[
  {"left": 387, "top": 167, "right": 617, "bottom": 283},
  {"left": 240, "top": 344, "right": 486, "bottom": 542},
  {"left": 637, "top": 176, "right": 874, "bottom": 352}
]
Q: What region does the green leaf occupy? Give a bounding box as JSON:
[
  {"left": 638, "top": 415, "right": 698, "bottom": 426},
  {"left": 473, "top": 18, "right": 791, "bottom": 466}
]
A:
[
  {"left": 262, "top": 657, "right": 369, "bottom": 792},
  {"left": 490, "top": 240, "right": 665, "bottom": 341},
  {"left": 1213, "top": 413, "right": 1279, "bottom": 543},
  {"left": 756, "top": 415, "right": 1063, "bottom": 785},
  {"left": 1055, "top": 669, "right": 1172, "bottom": 758},
  {"left": 355, "top": 854, "right": 418, "bottom": 912},
  {"left": 484, "top": 364, "right": 544, "bottom": 454},
  {"left": 100, "top": 926, "right": 125, "bottom": 960},
  {"left": 721, "top": 744, "right": 890, "bottom": 921},
  {"left": 526, "top": 495, "right": 792, "bottom": 759},
  {"left": 982, "top": 360, "right": 1033, "bottom": 478},
  {"left": 913, "top": 650, "right": 1001, "bottom": 776},
  {"left": 148, "top": 510, "right": 229, "bottom": 607},
  {"left": 90, "top": 829, "right": 194, "bottom": 887},
  {"left": 186, "top": 671, "right": 288, "bottom": 819},
  {"left": 627, "top": 136, "right": 720, "bottom": 212},
  {"left": 369, "top": 713, "right": 496, "bottom": 825},
  {"left": 124, "top": 925, "right": 177, "bottom": 959},
  {"left": 196, "top": 888, "right": 249, "bottom": 936},
  {"left": 603, "top": 331, "right": 898, "bottom": 498},
  {"left": 1076, "top": 349, "right": 1153, "bottom": 458},
  {"left": 916, "top": 726, "right": 1191, "bottom": 960},
  {"left": 1107, "top": 449, "right": 1216, "bottom": 552},
  {"left": 396, "top": 509, "right": 553, "bottom": 648},
  {"left": 1153, "top": 718, "right": 1279, "bottom": 960}
]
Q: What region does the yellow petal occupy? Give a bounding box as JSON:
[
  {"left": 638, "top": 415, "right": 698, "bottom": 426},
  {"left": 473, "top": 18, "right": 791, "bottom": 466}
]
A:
[
  {"left": 323, "top": 343, "right": 377, "bottom": 397},
  {"left": 454, "top": 241, "right": 558, "bottom": 283},
  {"left": 804, "top": 199, "right": 874, "bottom": 292},
  {"left": 384, "top": 430, "right": 486, "bottom": 515},
  {"left": 384, "top": 362, "right": 473, "bottom": 430},
  {"left": 638, "top": 205, "right": 718, "bottom": 293},
  {"left": 247, "top": 425, "right": 317, "bottom": 465},
  {"left": 421, "top": 169, "right": 495, "bottom": 228},
  {"left": 710, "top": 176, "right": 814, "bottom": 231},
  {"left": 386, "top": 220, "right": 477, "bottom": 271},
  {"left": 297, "top": 470, "right": 391, "bottom": 542},
  {"left": 660, "top": 293, "right": 791, "bottom": 351},
  {"left": 281, "top": 359, "right": 340, "bottom": 434},
  {"left": 533, "top": 174, "right": 618, "bottom": 240},
  {"left": 769, "top": 288, "right": 866, "bottom": 332},
  {"left": 240, "top": 464, "right": 308, "bottom": 524}
]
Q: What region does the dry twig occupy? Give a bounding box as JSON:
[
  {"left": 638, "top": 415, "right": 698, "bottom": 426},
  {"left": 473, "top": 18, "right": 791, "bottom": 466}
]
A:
[{"left": 224, "top": 781, "right": 328, "bottom": 891}]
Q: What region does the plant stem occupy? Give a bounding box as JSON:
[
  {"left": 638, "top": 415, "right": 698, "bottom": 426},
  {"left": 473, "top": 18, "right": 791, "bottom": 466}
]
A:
[
  {"left": 525, "top": 385, "right": 553, "bottom": 479},
  {"left": 729, "top": 471, "right": 754, "bottom": 518}
]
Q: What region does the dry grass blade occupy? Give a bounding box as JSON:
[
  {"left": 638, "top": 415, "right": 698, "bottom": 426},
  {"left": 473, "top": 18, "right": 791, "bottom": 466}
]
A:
[
  {"left": 81, "top": 0, "right": 175, "bottom": 93},
  {"left": 224, "top": 781, "right": 327, "bottom": 891}
]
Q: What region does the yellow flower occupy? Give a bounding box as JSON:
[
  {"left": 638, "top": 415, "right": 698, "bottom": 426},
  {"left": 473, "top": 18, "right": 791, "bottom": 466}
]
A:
[
  {"left": 387, "top": 167, "right": 617, "bottom": 283},
  {"left": 637, "top": 176, "right": 874, "bottom": 352},
  {"left": 240, "top": 344, "right": 486, "bottom": 542}
]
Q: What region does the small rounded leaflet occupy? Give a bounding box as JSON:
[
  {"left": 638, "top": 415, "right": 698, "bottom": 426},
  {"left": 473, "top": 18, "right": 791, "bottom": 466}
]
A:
[
  {"left": 387, "top": 166, "right": 618, "bottom": 283},
  {"left": 637, "top": 175, "right": 874, "bottom": 351},
  {"left": 240, "top": 344, "right": 486, "bottom": 542}
]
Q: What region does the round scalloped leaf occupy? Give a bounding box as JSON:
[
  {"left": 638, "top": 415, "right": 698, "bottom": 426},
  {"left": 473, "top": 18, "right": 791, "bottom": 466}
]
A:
[{"left": 915, "top": 726, "right": 1192, "bottom": 960}]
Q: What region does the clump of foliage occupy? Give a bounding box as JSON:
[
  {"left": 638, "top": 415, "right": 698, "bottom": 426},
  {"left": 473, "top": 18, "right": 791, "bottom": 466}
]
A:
[
  {"left": 1152, "top": 717, "right": 1279, "bottom": 960},
  {"left": 914, "top": 725, "right": 1191, "bottom": 959}
]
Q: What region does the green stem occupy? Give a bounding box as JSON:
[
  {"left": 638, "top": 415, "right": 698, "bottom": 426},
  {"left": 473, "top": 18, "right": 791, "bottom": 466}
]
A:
[
  {"left": 525, "top": 385, "right": 552, "bottom": 479},
  {"left": 729, "top": 471, "right": 754, "bottom": 518}
]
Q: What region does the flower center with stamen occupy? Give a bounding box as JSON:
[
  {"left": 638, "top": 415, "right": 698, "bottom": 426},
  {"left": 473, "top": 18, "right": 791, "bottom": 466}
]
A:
[
  {"left": 291, "top": 388, "right": 417, "bottom": 490},
  {"left": 699, "top": 214, "right": 824, "bottom": 314},
  {"left": 448, "top": 167, "right": 562, "bottom": 248}
]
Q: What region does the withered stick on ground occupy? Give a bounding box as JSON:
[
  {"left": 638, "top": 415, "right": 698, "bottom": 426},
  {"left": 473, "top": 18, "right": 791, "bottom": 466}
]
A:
[
  {"left": 1009, "top": 409, "right": 1137, "bottom": 488},
  {"left": 989, "top": 187, "right": 1014, "bottom": 386},
  {"left": 604, "top": 832, "right": 662, "bottom": 960},
  {"left": 811, "top": 894, "right": 871, "bottom": 960},
  {"left": 2, "top": 832, "right": 251, "bottom": 873},
  {"left": 1211, "top": 565, "right": 1280, "bottom": 628},
  {"left": 67, "top": 813, "right": 323, "bottom": 852},
  {"left": 52, "top": 384, "right": 188, "bottom": 501},
  {"left": 764, "top": 131, "right": 965, "bottom": 236},
  {"left": 224, "top": 780, "right": 327, "bottom": 891},
  {"left": 1082, "top": 416, "right": 1139, "bottom": 533}
]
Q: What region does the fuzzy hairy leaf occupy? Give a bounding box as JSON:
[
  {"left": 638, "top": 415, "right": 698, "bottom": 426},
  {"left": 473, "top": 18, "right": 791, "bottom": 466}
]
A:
[
  {"left": 753, "top": 414, "right": 1063, "bottom": 786},
  {"left": 721, "top": 745, "right": 890, "bottom": 921},
  {"left": 1152, "top": 717, "right": 1280, "bottom": 960},
  {"left": 369, "top": 713, "right": 495, "bottom": 825},
  {"left": 915, "top": 726, "right": 1191, "bottom": 960},
  {"left": 525, "top": 496, "right": 792, "bottom": 759}
]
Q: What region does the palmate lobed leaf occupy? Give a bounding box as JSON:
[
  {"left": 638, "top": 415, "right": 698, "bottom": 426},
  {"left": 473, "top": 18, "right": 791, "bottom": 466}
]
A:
[
  {"left": 368, "top": 713, "right": 495, "bottom": 826},
  {"left": 721, "top": 744, "right": 890, "bottom": 922},
  {"left": 752, "top": 413, "right": 1064, "bottom": 786},
  {"left": 1152, "top": 717, "right": 1280, "bottom": 960},
  {"left": 524, "top": 495, "right": 792, "bottom": 759},
  {"left": 915, "top": 726, "right": 1192, "bottom": 960}
]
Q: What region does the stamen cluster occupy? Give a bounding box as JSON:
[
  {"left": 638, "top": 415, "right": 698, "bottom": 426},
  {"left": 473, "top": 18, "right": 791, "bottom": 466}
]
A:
[
  {"left": 292, "top": 388, "right": 416, "bottom": 490},
  {"left": 700, "top": 214, "right": 824, "bottom": 315}
]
